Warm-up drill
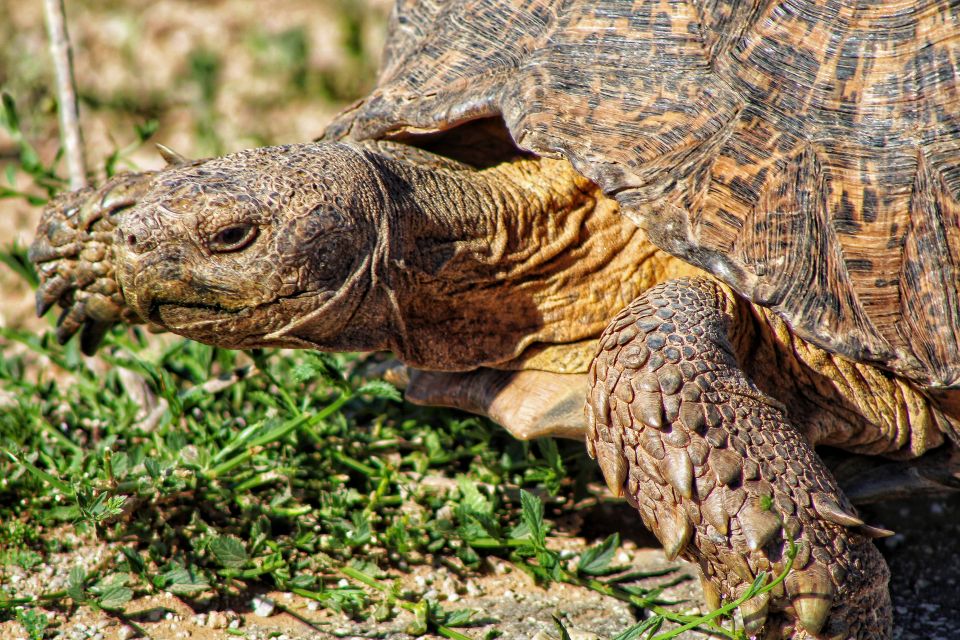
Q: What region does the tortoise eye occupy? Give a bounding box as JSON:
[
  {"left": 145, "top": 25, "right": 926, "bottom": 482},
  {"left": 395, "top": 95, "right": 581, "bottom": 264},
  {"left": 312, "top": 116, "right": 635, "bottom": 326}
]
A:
[{"left": 209, "top": 224, "right": 258, "bottom": 253}]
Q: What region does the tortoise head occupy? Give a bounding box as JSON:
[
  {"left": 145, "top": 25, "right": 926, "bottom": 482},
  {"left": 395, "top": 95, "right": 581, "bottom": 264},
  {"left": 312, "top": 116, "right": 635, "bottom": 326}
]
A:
[
  {"left": 114, "top": 142, "right": 389, "bottom": 350},
  {"left": 31, "top": 142, "right": 399, "bottom": 353}
]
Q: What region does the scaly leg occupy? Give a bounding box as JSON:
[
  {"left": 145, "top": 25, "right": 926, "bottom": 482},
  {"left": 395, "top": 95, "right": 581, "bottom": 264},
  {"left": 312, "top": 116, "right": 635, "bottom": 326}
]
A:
[{"left": 586, "top": 277, "right": 891, "bottom": 639}]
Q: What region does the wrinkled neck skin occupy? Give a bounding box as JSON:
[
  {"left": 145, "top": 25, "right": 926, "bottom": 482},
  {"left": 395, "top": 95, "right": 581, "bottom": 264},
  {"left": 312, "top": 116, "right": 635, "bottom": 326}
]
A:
[
  {"left": 359, "top": 149, "right": 652, "bottom": 370},
  {"left": 116, "top": 141, "right": 667, "bottom": 371}
]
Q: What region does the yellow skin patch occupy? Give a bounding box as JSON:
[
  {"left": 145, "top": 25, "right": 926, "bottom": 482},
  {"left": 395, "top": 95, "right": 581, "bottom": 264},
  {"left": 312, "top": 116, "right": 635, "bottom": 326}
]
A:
[{"left": 741, "top": 300, "right": 948, "bottom": 458}]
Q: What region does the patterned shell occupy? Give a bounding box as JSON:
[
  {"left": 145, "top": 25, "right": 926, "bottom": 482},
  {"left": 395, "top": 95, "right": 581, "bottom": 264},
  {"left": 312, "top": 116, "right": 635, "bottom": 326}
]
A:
[{"left": 328, "top": 0, "right": 960, "bottom": 390}]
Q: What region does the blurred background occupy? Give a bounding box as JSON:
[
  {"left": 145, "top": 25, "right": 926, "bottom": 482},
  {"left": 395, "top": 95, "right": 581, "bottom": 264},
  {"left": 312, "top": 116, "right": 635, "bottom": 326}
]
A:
[{"left": 0, "top": 0, "right": 390, "bottom": 330}]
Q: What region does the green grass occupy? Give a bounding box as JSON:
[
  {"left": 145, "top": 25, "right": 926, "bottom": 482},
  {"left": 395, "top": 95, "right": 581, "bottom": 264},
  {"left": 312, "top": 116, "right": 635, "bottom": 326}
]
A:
[
  {"left": 0, "top": 290, "right": 794, "bottom": 639},
  {"left": 0, "top": 44, "right": 793, "bottom": 640}
]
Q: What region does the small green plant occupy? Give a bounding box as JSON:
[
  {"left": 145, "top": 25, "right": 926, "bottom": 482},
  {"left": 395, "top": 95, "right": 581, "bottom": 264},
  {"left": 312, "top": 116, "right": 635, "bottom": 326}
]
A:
[
  {"left": 0, "top": 92, "right": 66, "bottom": 205},
  {"left": 14, "top": 607, "right": 49, "bottom": 640},
  {"left": 185, "top": 48, "right": 224, "bottom": 156}
]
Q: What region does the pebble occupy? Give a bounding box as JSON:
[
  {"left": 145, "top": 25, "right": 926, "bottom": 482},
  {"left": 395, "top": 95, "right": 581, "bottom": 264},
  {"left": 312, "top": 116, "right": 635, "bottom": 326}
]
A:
[
  {"left": 117, "top": 626, "right": 136, "bottom": 640},
  {"left": 207, "top": 610, "right": 228, "bottom": 628},
  {"left": 252, "top": 595, "right": 276, "bottom": 617}
]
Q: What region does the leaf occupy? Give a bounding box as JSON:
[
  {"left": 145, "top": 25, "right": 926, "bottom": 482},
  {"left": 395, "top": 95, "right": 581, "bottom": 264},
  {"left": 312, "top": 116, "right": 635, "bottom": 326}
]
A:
[
  {"left": 440, "top": 608, "right": 478, "bottom": 627},
  {"left": 406, "top": 600, "right": 429, "bottom": 635},
  {"left": 356, "top": 379, "right": 401, "bottom": 402},
  {"left": 289, "top": 352, "right": 346, "bottom": 388},
  {"left": 136, "top": 119, "right": 159, "bottom": 142},
  {"left": 209, "top": 535, "right": 249, "bottom": 569},
  {"left": 0, "top": 240, "right": 40, "bottom": 288},
  {"left": 577, "top": 533, "right": 621, "bottom": 577},
  {"left": 67, "top": 566, "right": 86, "bottom": 602},
  {"left": 519, "top": 490, "right": 545, "bottom": 547},
  {"left": 553, "top": 615, "right": 573, "bottom": 640},
  {"left": 161, "top": 565, "right": 211, "bottom": 595},
  {"left": 97, "top": 585, "right": 133, "bottom": 610},
  {"left": 612, "top": 616, "right": 664, "bottom": 640},
  {"left": 347, "top": 511, "right": 372, "bottom": 546},
  {"left": 144, "top": 458, "right": 161, "bottom": 479},
  {"left": 1, "top": 92, "right": 19, "bottom": 133},
  {"left": 121, "top": 547, "right": 146, "bottom": 574}
]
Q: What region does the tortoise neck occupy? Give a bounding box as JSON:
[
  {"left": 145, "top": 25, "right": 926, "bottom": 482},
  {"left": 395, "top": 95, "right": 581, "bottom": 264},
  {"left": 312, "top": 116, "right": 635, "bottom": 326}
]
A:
[{"left": 355, "top": 149, "right": 659, "bottom": 370}]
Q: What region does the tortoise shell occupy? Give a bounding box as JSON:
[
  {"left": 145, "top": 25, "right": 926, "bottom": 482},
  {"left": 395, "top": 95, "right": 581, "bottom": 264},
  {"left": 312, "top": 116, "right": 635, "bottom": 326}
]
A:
[{"left": 326, "top": 0, "right": 960, "bottom": 390}]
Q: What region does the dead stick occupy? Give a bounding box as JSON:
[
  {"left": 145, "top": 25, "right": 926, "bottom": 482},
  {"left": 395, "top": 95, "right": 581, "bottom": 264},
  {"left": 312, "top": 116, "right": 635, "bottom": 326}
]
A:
[{"left": 43, "top": 0, "right": 87, "bottom": 189}]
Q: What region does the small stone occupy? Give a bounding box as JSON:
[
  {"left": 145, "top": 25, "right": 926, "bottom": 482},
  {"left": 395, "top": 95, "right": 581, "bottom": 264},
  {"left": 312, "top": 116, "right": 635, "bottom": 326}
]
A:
[
  {"left": 117, "top": 626, "right": 136, "bottom": 640},
  {"left": 206, "top": 611, "right": 228, "bottom": 629},
  {"left": 252, "top": 596, "right": 276, "bottom": 618}
]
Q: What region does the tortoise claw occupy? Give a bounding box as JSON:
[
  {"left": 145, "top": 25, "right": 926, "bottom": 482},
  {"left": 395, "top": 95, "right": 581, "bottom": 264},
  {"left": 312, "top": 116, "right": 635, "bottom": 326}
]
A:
[
  {"left": 36, "top": 274, "right": 72, "bottom": 317},
  {"left": 739, "top": 591, "right": 770, "bottom": 634},
  {"left": 55, "top": 302, "right": 86, "bottom": 345},
  {"left": 80, "top": 320, "right": 113, "bottom": 356},
  {"left": 786, "top": 564, "right": 835, "bottom": 635}
]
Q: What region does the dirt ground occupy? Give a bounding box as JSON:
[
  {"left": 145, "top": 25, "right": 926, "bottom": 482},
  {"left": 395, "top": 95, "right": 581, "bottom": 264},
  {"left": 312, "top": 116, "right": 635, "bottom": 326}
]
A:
[
  {"left": 1, "top": 1, "right": 959, "bottom": 639},
  {"left": 1, "top": 496, "right": 958, "bottom": 640}
]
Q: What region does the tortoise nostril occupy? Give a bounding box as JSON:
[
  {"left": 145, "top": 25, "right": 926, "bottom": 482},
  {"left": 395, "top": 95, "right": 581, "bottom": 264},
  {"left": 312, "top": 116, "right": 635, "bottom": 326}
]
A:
[{"left": 127, "top": 234, "right": 138, "bottom": 247}]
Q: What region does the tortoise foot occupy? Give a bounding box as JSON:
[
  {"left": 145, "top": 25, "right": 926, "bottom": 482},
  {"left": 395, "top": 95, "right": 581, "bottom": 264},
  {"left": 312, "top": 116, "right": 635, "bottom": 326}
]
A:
[
  {"left": 586, "top": 277, "right": 892, "bottom": 639},
  {"left": 29, "top": 171, "right": 156, "bottom": 353}
]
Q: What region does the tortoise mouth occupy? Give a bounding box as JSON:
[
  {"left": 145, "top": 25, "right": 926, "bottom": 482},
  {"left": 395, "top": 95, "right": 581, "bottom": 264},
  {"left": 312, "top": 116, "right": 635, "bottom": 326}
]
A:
[
  {"left": 149, "top": 289, "right": 340, "bottom": 349},
  {"left": 151, "top": 300, "right": 242, "bottom": 329}
]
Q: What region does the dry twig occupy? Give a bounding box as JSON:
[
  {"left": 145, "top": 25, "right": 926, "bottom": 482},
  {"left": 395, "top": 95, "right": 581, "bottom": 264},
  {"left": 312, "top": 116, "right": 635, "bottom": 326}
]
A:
[{"left": 43, "top": 0, "right": 87, "bottom": 189}]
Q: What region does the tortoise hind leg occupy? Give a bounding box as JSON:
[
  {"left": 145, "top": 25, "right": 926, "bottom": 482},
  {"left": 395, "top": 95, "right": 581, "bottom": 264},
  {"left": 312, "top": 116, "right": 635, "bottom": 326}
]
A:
[
  {"left": 405, "top": 368, "right": 588, "bottom": 441},
  {"left": 586, "top": 277, "right": 892, "bottom": 639}
]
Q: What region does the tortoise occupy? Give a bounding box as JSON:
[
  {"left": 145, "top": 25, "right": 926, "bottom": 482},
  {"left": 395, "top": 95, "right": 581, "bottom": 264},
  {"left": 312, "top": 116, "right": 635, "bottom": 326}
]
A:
[{"left": 27, "top": 0, "right": 960, "bottom": 637}]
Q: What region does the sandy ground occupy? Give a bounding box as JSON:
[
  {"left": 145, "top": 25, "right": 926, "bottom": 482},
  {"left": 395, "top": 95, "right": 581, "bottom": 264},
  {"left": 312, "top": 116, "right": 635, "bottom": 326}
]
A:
[{"left": 1, "top": 1, "right": 959, "bottom": 639}]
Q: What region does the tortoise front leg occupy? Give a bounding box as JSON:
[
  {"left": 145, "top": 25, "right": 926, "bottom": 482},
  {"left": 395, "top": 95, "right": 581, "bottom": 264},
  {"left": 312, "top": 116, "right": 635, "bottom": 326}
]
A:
[
  {"left": 586, "top": 277, "right": 892, "bottom": 639},
  {"left": 30, "top": 171, "right": 158, "bottom": 353}
]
